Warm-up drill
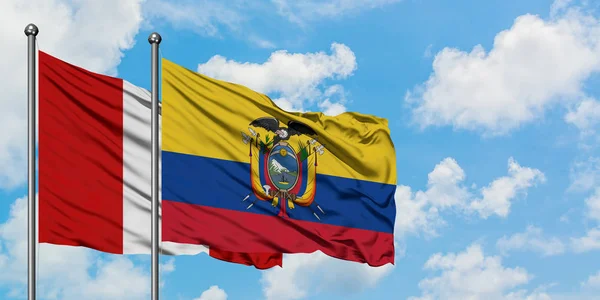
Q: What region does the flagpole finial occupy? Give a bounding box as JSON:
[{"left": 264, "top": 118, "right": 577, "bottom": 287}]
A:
[
  {"left": 148, "top": 32, "right": 162, "bottom": 44},
  {"left": 24, "top": 24, "right": 39, "bottom": 36}
]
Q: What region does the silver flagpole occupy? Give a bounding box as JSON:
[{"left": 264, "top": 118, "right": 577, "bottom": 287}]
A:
[
  {"left": 148, "top": 32, "right": 162, "bottom": 300},
  {"left": 24, "top": 23, "right": 38, "bottom": 300}
]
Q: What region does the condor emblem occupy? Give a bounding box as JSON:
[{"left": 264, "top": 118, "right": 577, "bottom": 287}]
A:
[{"left": 240, "top": 117, "right": 326, "bottom": 220}]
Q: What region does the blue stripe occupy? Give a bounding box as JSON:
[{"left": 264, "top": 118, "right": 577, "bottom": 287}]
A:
[{"left": 162, "top": 151, "right": 396, "bottom": 233}]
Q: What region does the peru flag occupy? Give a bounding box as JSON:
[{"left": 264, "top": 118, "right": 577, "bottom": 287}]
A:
[{"left": 38, "top": 51, "right": 282, "bottom": 269}]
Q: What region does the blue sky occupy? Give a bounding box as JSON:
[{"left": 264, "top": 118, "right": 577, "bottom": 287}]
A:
[{"left": 2, "top": 0, "right": 600, "bottom": 299}]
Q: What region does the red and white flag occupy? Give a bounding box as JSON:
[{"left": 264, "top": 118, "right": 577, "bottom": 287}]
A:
[{"left": 38, "top": 51, "right": 281, "bottom": 269}]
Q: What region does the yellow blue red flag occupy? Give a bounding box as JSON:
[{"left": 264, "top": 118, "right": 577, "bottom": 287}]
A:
[{"left": 161, "top": 58, "right": 397, "bottom": 266}]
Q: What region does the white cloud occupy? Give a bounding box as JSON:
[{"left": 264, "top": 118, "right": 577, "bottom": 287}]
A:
[
  {"left": 394, "top": 158, "right": 467, "bottom": 237},
  {"left": 70, "top": 258, "right": 150, "bottom": 299},
  {"left": 394, "top": 184, "right": 445, "bottom": 238},
  {"left": 565, "top": 98, "right": 600, "bottom": 137},
  {"left": 197, "top": 43, "right": 357, "bottom": 113},
  {"left": 585, "top": 188, "right": 600, "bottom": 222},
  {"left": 406, "top": 4, "right": 600, "bottom": 135},
  {"left": 143, "top": 0, "right": 244, "bottom": 37},
  {"left": 0, "top": 0, "right": 144, "bottom": 188},
  {"left": 504, "top": 288, "right": 553, "bottom": 300},
  {"left": 159, "top": 258, "right": 176, "bottom": 288},
  {"left": 469, "top": 158, "right": 546, "bottom": 219},
  {"left": 248, "top": 36, "right": 277, "bottom": 49},
  {"left": 0, "top": 196, "right": 155, "bottom": 299},
  {"left": 395, "top": 157, "right": 545, "bottom": 237},
  {"left": 551, "top": 0, "right": 575, "bottom": 17},
  {"left": 409, "top": 244, "right": 534, "bottom": 300},
  {"left": 272, "top": 0, "right": 401, "bottom": 25},
  {"left": 571, "top": 228, "right": 600, "bottom": 253},
  {"left": 143, "top": 0, "right": 399, "bottom": 47},
  {"left": 160, "top": 258, "right": 176, "bottom": 273},
  {"left": 194, "top": 285, "right": 228, "bottom": 300},
  {"left": 260, "top": 251, "right": 394, "bottom": 300},
  {"left": 496, "top": 226, "right": 566, "bottom": 257},
  {"left": 569, "top": 184, "right": 600, "bottom": 254},
  {"left": 316, "top": 85, "right": 348, "bottom": 116},
  {"left": 568, "top": 157, "right": 600, "bottom": 192},
  {"left": 581, "top": 270, "right": 600, "bottom": 289},
  {"left": 318, "top": 99, "right": 347, "bottom": 116},
  {"left": 423, "top": 44, "right": 434, "bottom": 58},
  {"left": 423, "top": 157, "right": 471, "bottom": 209}
]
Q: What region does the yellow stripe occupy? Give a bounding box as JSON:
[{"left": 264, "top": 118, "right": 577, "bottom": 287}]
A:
[{"left": 161, "top": 58, "right": 396, "bottom": 185}]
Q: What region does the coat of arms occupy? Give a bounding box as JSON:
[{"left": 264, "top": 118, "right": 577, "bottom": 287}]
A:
[{"left": 240, "top": 117, "right": 326, "bottom": 220}]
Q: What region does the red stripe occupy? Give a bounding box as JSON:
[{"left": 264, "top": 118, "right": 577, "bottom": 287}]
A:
[
  {"left": 38, "top": 51, "right": 125, "bottom": 254},
  {"left": 208, "top": 249, "right": 282, "bottom": 269},
  {"left": 163, "top": 200, "right": 395, "bottom": 266}
]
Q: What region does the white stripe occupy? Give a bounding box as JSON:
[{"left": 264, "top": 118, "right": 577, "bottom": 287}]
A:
[{"left": 122, "top": 80, "right": 207, "bottom": 255}]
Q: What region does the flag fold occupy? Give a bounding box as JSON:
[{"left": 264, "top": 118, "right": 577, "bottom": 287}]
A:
[{"left": 161, "top": 58, "right": 397, "bottom": 267}]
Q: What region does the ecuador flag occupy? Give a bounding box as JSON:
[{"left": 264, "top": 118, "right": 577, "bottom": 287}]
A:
[{"left": 161, "top": 58, "right": 397, "bottom": 266}]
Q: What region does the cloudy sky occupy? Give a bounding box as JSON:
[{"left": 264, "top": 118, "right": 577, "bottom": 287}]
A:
[{"left": 2, "top": 0, "right": 600, "bottom": 299}]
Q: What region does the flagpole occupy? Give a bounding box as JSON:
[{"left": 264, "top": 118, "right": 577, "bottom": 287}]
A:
[
  {"left": 24, "top": 23, "right": 39, "bottom": 300},
  {"left": 148, "top": 32, "right": 162, "bottom": 300}
]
